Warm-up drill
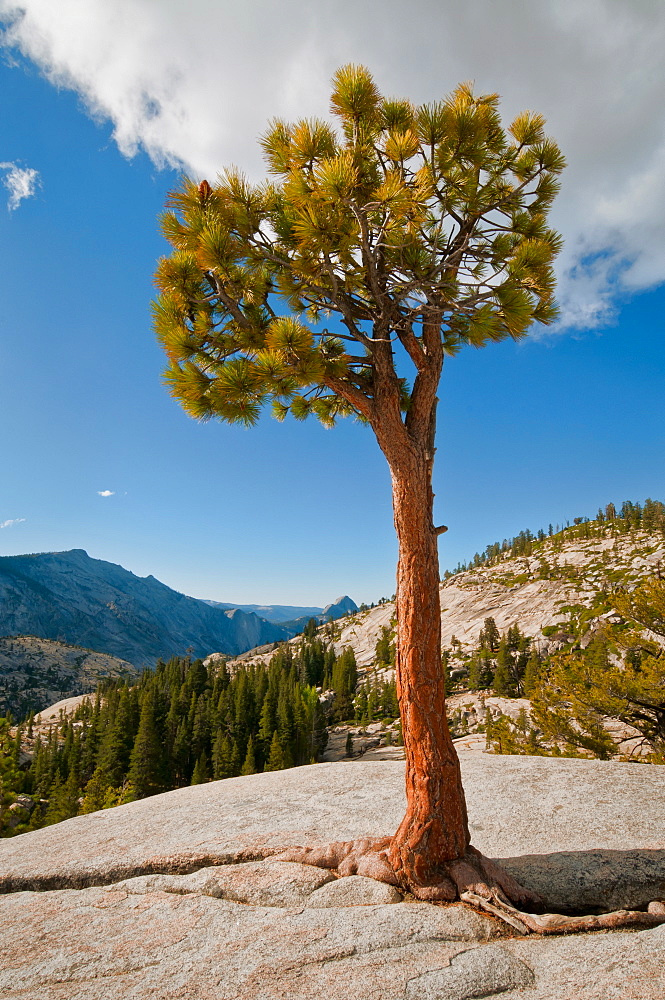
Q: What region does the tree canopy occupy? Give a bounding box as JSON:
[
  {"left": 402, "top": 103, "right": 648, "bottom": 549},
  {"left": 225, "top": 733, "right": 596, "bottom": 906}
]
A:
[{"left": 154, "top": 65, "right": 564, "bottom": 434}]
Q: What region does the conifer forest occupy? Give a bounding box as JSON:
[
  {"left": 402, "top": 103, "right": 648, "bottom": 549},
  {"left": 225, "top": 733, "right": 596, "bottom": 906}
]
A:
[{"left": 0, "top": 634, "right": 398, "bottom": 836}]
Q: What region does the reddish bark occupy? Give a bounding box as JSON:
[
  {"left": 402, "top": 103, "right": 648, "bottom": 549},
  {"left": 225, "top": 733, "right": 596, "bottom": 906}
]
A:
[
  {"left": 386, "top": 456, "right": 470, "bottom": 886},
  {"left": 320, "top": 326, "right": 538, "bottom": 904},
  {"left": 360, "top": 322, "right": 473, "bottom": 891}
]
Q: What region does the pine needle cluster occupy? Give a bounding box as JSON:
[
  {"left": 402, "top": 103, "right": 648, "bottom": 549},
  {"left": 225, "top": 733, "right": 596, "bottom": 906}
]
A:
[{"left": 153, "top": 65, "right": 564, "bottom": 430}]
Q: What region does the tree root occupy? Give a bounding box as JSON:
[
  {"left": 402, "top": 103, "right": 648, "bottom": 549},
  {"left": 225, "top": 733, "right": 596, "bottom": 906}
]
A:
[
  {"left": 274, "top": 837, "right": 397, "bottom": 883},
  {"left": 273, "top": 838, "right": 665, "bottom": 936},
  {"left": 462, "top": 891, "right": 665, "bottom": 935}
]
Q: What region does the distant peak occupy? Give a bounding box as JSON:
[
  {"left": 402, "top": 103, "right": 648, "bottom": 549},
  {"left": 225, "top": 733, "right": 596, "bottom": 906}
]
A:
[{"left": 321, "top": 595, "right": 358, "bottom": 619}]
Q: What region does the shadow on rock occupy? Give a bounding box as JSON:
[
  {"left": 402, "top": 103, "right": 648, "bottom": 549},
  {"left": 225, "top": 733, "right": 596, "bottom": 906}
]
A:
[{"left": 497, "top": 848, "right": 665, "bottom": 914}]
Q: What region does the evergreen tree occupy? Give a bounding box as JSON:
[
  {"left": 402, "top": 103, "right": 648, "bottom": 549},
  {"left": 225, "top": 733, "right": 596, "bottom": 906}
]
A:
[
  {"left": 303, "top": 618, "right": 318, "bottom": 639},
  {"left": 240, "top": 735, "right": 257, "bottom": 775},
  {"left": 128, "top": 697, "right": 164, "bottom": 799},
  {"left": 43, "top": 768, "right": 80, "bottom": 826},
  {"left": 479, "top": 618, "right": 500, "bottom": 653},
  {"left": 97, "top": 686, "right": 136, "bottom": 786},
  {"left": 312, "top": 698, "right": 329, "bottom": 758},
  {"left": 0, "top": 718, "right": 21, "bottom": 834},
  {"left": 528, "top": 581, "right": 665, "bottom": 762},
  {"left": 80, "top": 766, "right": 111, "bottom": 815},
  {"left": 492, "top": 639, "right": 514, "bottom": 696},
  {"left": 153, "top": 65, "right": 563, "bottom": 897},
  {"left": 264, "top": 732, "right": 284, "bottom": 771},
  {"left": 354, "top": 686, "right": 368, "bottom": 722},
  {"left": 331, "top": 647, "right": 357, "bottom": 721},
  {"left": 228, "top": 739, "right": 242, "bottom": 776},
  {"left": 375, "top": 626, "right": 395, "bottom": 666},
  {"left": 522, "top": 650, "right": 541, "bottom": 697},
  {"left": 191, "top": 752, "right": 210, "bottom": 785},
  {"left": 345, "top": 731, "right": 354, "bottom": 758}
]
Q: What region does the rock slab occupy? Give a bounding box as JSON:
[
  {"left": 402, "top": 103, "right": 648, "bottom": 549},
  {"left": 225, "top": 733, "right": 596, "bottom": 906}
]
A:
[{"left": 1, "top": 757, "right": 665, "bottom": 999}]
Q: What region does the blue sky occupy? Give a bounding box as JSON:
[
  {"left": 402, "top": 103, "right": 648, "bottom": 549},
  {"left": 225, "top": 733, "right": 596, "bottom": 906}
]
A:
[{"left": 1, "top": 2, "right": 664, "bottom": 606}]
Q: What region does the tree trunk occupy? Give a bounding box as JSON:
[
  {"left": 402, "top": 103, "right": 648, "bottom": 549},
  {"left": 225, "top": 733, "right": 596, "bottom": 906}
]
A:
[{"left": 387, "top": 450, "right": 470, "bottom": 887}]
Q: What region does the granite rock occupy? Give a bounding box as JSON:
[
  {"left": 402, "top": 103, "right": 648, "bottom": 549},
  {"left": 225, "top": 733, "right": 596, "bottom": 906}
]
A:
[
  {"left": 109, "top": 859, "right": 336, "bottom": 907},
  {"left": 500, "top": 847, "right": 665, "bottom": 913},
  {"left": 0, "top": 890, "right": 499, "bottom": 1000},
  {"left": 1, "top": 756, "right": 664, "bottom": 911},
  {"left": 1, "top": 757, "right": 665, "bottom": 999},
  {"left": 307, "top": 873, "right": 403, "bottom": 907},
  {"left": 501, "top": 921, "right": 665, "bottom": 1000},
  {"left": 405, "top": 944, "right": 535, "bottom": 999}
]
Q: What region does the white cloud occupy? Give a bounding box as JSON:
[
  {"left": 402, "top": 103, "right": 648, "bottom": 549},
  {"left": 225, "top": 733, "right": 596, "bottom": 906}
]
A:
[
  {"left": 0, "top": 517, "right": 26, "bottom": 528},
  {"left": 0, "top": 160, "right": 40, "bottom": 210},
  {"left": 1, "top": 0, "right": 664, "bottom": 329},
  {"left": 97, "top": 490, "right": 115, "bottom": 497}
]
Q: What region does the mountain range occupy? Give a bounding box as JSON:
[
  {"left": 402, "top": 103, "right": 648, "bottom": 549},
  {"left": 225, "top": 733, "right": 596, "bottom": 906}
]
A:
[
  {"left": 203, "top": 600, "right": 324, "bottom": 623},
  {"left": 204, "top": 595, "right": 358, "bottom": 629},
  {"left": 0, "top": 549, "right": 356, "bottom": 668}
]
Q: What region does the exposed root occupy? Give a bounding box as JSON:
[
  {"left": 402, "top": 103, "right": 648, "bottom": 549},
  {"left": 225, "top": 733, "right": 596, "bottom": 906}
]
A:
[
  {"left": 273, "top": 838, "right": 665, "bottom": 936},
  {"left": 274, "top": 838, "right": 541, "bottom": 907},
  {"left": 274, "top": 838, "right": 398, "bottom": 884},
  {"left": 462, "top": 891, "right": 665, "bottom": 935}
]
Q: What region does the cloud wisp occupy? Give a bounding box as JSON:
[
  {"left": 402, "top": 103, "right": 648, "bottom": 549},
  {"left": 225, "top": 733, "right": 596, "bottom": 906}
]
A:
[
  {"left": 97, "top": 490, "right": 115, "bottom": 497},
  {"left": 0, "top": 517, "right": 26, "bottom": 528},
  {"left": 1, "top": 0, "right": 664, "bottom": 329},
  {"left": 0, "top": 160, "right": 40, "bottom": 210}
]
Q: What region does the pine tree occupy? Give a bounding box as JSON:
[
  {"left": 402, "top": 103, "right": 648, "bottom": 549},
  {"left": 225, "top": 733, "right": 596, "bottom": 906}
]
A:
[
  {"left": 97, "top": 686, "right": 135, "bottom": 786},
  {"left": 240, "top": 735, "right": 257, "bottom": 775},
  {"left": 264, "top": 732, "right": 285, "bottom": 771},
  {"left": 441, "top": 650, "right": 452, "bottom": 695},
  {"left": 375, "top": 627, "right": 395, "bottom": 666},
  {"left": 191, "top": 751, "right": 210, "bottom": 785},
  {"left": 479, "top": 618, "right": 500, "bottom": 653},
  {"left": 153, "top": 65, "right": 563, "bottom": 897},
  {"left": 354, "top": 686, "right": 368, "bottom": 722},
  {"left": 43, "top": 767, "right": 81, "bottom": 826},
  {"left": 522, "top": 650, "right": 541, "bottom": 697},
  {"left": 493, "top": 639, "right": 514, "bottom": 696},
  {"left": 80, "top": 766, "right": 111, "bottom": 815},
  {"left": 345, "top": 731, "right": 354, "bottom": 758},
  {"left": 258, "top": 684, "right": 278, "bottom": 750},
  {"left": 228, "top": 739, "right": 242, "bottom": 776},
  {"left": 0, "top": 718, "right": 22, "bottom": 834},
  {"left": 331, "top": 647, "right": 357, "bottom": 721},
  {"left": 212, "top": 732, "right": 232, "bottom": 780},
  {"left": 128, "top": 697, "right": 164, "bottom": 799},
  {"left": 312, "top": 699, "right": 329, "bottom": 758},
  {"left": 172, "top": 720, "right": 191, "bottom": 784}
]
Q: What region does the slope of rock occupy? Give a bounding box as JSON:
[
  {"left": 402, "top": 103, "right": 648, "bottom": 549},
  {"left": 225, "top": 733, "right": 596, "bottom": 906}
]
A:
[
  {"left": 337, "top": 528, "right": 665, "bottom": 666},
  {"left": 0, "top": 636, "right": 137, "bottom": 718},
  {"left": 0, "top": 757, "right": 664, "bottom": 999},
  {"left": 0, "top": 549, "right": 289, "bottom": 666}
]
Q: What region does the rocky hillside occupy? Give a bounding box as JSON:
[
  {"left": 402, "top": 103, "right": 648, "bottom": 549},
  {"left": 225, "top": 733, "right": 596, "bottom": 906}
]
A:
[
  {"left": 335, "top": 522, "right": 665, "bottom": 667},
  {"left": 0, "top": 549, "right": 291, "bottom": 666},
  {"left": 0, "top": 637, "right": 136, "bottom": 720}
]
